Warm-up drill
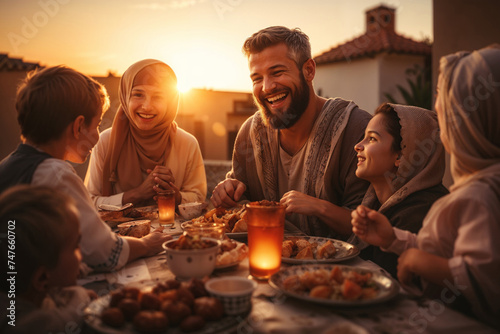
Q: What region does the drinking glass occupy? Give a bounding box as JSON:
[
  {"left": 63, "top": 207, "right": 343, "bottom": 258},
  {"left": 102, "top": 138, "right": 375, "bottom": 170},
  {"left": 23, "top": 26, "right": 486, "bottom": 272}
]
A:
[
  {"left": 246, "top": 202, "right": 285, "bottom": 280},
  {"left": 157, "top": 190, "right": 176, "bottom": 227}
]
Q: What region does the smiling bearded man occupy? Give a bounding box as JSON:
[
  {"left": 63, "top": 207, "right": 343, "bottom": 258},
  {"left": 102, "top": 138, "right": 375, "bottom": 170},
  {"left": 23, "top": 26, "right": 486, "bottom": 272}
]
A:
[
  {"left": 211, "top": 26, "right": 372, "bottom": 239},
  {"left": 256, "top": 68, "right": 309, "bottom": 130}
]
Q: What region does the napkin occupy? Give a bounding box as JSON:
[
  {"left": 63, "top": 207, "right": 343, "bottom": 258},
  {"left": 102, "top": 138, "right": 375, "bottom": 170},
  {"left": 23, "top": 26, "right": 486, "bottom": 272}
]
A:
[{"left": 105, "top": 259, "right": 151, "bottom": 285}]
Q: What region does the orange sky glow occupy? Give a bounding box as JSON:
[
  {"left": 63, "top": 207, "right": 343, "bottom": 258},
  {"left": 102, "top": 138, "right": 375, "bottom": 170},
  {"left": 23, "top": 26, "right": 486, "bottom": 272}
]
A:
[{"left": 0, "top": 0, "right": 432, "bottom": 93}]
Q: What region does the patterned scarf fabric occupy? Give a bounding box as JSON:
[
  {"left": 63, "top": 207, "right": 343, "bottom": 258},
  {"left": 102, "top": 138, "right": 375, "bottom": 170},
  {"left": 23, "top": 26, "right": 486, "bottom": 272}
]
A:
[{"left": 249, "top": 98, "right": 356, "bottom": 235}]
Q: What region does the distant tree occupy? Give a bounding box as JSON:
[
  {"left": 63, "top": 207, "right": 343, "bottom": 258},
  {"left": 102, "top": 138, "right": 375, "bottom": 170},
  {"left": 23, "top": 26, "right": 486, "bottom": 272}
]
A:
[{"left": 384, "top": 63, "right": 432, "bottom": 110}]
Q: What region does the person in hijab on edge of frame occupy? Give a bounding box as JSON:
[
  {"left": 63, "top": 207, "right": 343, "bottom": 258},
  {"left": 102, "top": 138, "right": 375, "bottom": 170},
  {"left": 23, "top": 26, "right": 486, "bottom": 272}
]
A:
[{"left": 351, "top": 44, "right": 500, "bottom": 329}]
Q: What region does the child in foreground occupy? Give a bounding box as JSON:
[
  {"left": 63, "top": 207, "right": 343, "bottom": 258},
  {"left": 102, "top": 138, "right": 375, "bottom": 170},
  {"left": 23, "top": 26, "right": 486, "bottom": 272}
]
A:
[{"left": 0, "top": 185, "right": 94, "bottom": 333}]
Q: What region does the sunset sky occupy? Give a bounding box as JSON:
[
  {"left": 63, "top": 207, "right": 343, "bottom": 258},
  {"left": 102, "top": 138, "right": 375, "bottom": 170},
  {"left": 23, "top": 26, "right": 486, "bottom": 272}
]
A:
[{"left": 0, "top": 0, "right": 432, "bottom": 92}]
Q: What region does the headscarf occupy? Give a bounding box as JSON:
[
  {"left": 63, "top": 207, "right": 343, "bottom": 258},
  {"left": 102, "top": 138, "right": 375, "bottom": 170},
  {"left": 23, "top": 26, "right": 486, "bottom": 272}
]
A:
[
  {"left": 101, "top": 59, "right": 179, "bottom": 195},
  {"left": 362, "top": 104, "right": 446, "bottom": 213},
  {"left": 436, "top": 44, "right": 500, "bottom": 189}
]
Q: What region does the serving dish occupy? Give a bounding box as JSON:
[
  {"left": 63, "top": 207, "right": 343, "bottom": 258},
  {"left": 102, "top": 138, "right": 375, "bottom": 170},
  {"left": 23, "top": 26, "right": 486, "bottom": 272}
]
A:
[
  {"left": 84, "top": 287, "right": 243, "bottom": 334},
  {"left": 162, "top": 237, "right": 220, "bottom": 280},
  {"left": 269, "top": 264, "right": 399, "bottom": 307},
  {"left": 281, "top": 236, "right": 360, "bottom": 264}
]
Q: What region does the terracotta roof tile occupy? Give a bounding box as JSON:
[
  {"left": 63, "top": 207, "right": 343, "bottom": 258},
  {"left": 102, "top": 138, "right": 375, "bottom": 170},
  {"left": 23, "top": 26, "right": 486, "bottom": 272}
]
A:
[{"left": 314, "top": 29, "right": 431, "bottom": 65}]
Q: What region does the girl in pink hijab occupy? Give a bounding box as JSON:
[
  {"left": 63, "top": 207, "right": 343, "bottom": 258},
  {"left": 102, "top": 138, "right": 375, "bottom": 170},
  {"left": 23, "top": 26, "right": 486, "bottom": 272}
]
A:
[
  {"left": 85, "top": 59, "right": 206, "bottom": 208},
  {"left": 351, "top": 45, "right": 500, "bottom": 328}
]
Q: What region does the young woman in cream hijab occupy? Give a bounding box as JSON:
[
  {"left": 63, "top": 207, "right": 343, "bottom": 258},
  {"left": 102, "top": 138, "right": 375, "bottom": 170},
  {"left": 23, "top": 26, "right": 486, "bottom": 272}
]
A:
[
  {"left": 351, "top": 45, "right": 500, "bottom": 328},
  {"left": 85, "top": 59, "right": 206, "bottom": 208},
  {"left": 352, "top": 103, "right": 448, "bottom": 278}
]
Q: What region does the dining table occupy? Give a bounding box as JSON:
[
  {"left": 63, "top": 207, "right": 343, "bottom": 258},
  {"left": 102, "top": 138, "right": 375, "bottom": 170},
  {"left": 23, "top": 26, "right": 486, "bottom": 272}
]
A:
[{"left": 79, "top": 217, "right": 499, "bottom": 334}]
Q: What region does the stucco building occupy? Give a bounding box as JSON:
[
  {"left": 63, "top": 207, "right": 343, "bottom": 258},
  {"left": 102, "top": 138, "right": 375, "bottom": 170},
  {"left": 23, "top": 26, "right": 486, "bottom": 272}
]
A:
[{"left": 313, "top": 5, "right": 431, "bottom": 114}]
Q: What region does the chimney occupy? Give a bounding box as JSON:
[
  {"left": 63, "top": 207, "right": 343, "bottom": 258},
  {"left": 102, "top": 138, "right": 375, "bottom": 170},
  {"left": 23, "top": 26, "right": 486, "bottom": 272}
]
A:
[{"left": 366, "top": 5, "right": 396, "bottom": 34}]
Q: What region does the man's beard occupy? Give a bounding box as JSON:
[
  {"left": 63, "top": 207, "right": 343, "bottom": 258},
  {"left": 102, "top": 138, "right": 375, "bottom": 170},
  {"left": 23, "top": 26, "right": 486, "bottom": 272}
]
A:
[{"left": 257, "top": 74, "right": 310, "bottom": 129}]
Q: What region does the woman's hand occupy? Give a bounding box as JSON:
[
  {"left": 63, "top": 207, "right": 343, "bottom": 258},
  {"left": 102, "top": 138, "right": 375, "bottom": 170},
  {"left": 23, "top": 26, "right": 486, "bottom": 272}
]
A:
[
  {"left": 280, "top": 190, "right": 318, "bottom": 216},
  {"left": 397, "top": 248, "right": 421, "bottom": 287},
  {"left": 122, "top": 166, "right": 178, "bottom": 205},
  {"left": 152, "top": 166, "right": 181, "bottom": 206},
  {"left": 140, "top": 230, "right": 173, "bottom": 257},
  {"left": 122, "top": 168, "right": 158, "bottom": 204},
  {"left": 398, "top": 249, "right": 452, "bottom": 288},
  {"left": 151, "top": 166, "right": 176, "bottom": 190},
  {"left": 211, "top": 179, "right": 246, "bottom": 208},
  {"left": 351, "top": 205, "right": 395, "bottom": 249}
]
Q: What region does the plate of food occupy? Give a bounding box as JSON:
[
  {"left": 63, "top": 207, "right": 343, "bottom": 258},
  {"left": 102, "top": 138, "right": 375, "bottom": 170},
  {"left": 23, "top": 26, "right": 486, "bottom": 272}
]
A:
[
  {"left": 281, "top": 236, "right": 360, "bottom": 264},
  {"left": 216, "top": 239, "right": 248, "bottom": 270},
  {"left": 99, "top": 205, "right": 159, "bottom": 228},
  {"left": 84, "top": 279, "right": 246, "bottom": 334},
  {"left": 269, "top": 264, "right": 399, "bottom": 307},
  {"left": 183, "top": 205, "right": 248, "bottom": 238}
]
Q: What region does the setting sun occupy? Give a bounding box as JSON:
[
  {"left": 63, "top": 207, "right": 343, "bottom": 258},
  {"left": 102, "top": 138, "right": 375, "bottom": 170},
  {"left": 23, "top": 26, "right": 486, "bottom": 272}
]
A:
[
  {"left": 177, "top": 80, "right": 193, "bottom": 93},
  {"left": 165, "top": 38, "right": 250, "bottom": 93}
]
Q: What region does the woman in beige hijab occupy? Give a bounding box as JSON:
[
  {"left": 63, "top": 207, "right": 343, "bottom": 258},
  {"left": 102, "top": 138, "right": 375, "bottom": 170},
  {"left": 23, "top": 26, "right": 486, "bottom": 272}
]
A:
[
  {"left": 352, "top": 102, "right": 448, "bottom": 278},
  {"left": 85, "top": 59, "right": 206, "bottom": 208},
  {"left": 352, "top": 45, "right": 500, "bottom": 328}
]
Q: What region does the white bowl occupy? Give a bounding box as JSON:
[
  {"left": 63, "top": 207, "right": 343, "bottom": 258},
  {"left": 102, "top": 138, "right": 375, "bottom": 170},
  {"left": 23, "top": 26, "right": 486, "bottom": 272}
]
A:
[
  {"left": 205, "top": 276, "right": 257, "bottom": 315},
  {"left": 162, "top": 237, "right": 220, "bottom": 280},
  {"left": 178, "top": 202, "right": 204, "bottom": 220}
]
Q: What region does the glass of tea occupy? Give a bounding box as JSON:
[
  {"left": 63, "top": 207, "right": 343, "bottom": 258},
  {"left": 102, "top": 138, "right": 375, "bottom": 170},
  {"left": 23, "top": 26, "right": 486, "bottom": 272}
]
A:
[
  {"left": 245, "top": 201, "right": 285, "bottom": 280},
  {"left": 157, "top": 190, "right": 176, "bottom": 227}
]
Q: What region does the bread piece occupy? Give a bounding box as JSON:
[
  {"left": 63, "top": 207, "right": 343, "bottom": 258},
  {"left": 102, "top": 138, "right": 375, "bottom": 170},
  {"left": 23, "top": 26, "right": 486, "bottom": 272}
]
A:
[
  {"left": 282, "top": 240, "right": 295, "bottom": 258},
  {"left": 231, "top": 218, "right": 247, "bottom": 233},
  {"left": 295, "top": 246, "right": 314, "bottom": 259},
  {"left": 316, "top": 240, "right": 337, "bottom": 259},
  {"left": 295, "top": 239, "right": 312, "bottom": 252},
  {"left": 217, "top": 241, "right": 248, "bottom": 266},
  {"left": 117, "top": 220, "right": 151, "bottom": 238}
]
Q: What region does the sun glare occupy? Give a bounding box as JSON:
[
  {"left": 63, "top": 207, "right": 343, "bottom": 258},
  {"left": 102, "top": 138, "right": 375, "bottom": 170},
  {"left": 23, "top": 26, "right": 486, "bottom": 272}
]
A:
[{"left": 176, "top": 80, "right": 193, "bottom": 93}]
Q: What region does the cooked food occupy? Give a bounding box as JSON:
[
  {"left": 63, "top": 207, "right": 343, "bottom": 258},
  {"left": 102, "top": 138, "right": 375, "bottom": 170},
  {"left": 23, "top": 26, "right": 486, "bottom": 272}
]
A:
[
  {"left": 231, "top": 218, "right": 247, "bottom": 233},
  {"left": 295, "top": 246, "right": 314, "bottom": 259},
  {"left": 282, "top": 237, "right": 338, "bottom": 260},
  {"left": 160, "top": 300, "right": 191, "bottom": 325},
  {"left": 117, "top": 220, "right": 151, "bottom": 238},
  {"left": 295, "top": 239, "right": 312, "bottom": 252},
  {"left": 193, "top": 296, "right": 224, "bottom": 320},
  {"left": 282, "top": 240, "right": 294, "bottom": 258},
  {"left": 282, "top": 266, "right": 379, "bottom": 301},
  {"left": 99, "top": 205, "right": 158, "bottom": 228},
  {"left": 167, "top": 234, "right": 218, "bottom": 250},
  {"left": 133, "top": 310, "right": 169, "bottom": 333},
  {"left": 217, "top": 238, "right": 248, "bottom": 266},
  {"left": 100, "top": 307, "right": 125, "bottom": 328},
  {"left": 188, "top": 205, "right": 247, "bottom": 233},
  {"left": 98, "top": 278, "right": 224, "bottom": 332},
  {"left": 317, "top": 240, "right": 337, "bottom": 259}
]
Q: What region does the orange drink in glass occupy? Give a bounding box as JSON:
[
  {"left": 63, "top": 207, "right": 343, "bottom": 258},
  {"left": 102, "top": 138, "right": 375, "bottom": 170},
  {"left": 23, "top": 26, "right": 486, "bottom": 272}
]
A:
[
  {"left": 246, "top": 201, "right": 285, "bottom": 280},
  {"left": 157, "top": 190, "right": 176, "bottom": 227}
]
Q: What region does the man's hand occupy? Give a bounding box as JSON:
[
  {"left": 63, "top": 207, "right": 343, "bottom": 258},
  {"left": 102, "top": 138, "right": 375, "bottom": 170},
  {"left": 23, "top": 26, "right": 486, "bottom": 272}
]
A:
[
  {"left": 210, "top": 178, "right": 246, "bottom": 208},
  {"left": 280, "top": 190, "right": 317, "bottom": 216}
]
